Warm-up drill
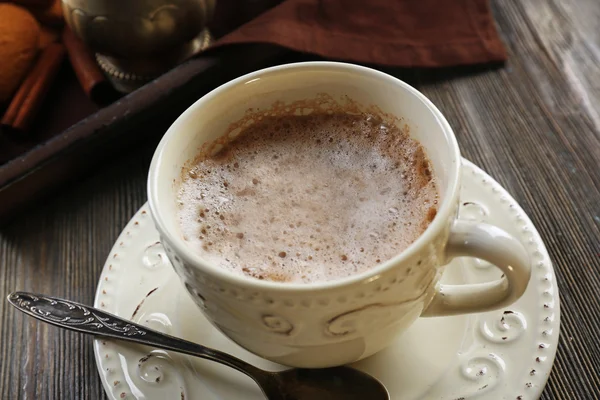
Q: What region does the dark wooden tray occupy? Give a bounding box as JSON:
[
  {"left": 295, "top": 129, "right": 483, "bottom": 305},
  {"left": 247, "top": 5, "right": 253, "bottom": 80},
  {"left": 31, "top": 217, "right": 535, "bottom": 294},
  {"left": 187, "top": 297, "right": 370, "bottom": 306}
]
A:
[{"left": 0, "top": 44, "right": 290, "bottom": 223}]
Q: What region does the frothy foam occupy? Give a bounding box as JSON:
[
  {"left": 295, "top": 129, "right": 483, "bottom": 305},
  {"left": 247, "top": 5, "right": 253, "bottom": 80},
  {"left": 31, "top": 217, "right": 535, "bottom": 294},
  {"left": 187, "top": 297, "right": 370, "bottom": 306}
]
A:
[{"left": 177, "top": 112, "right": 438, "bottom": 283}]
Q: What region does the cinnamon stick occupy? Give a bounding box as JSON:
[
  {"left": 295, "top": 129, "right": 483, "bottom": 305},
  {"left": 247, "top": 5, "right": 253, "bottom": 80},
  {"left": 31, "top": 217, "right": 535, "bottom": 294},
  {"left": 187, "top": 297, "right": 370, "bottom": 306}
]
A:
[
  {"left": 1, "top": 42, "right": 65, "bottom": 132},
  {"left": 63, "top": 27, "right": 116, "bottom": 105},
  {"left": 39, "top": 26, "right": 60, "bottom": 49}
]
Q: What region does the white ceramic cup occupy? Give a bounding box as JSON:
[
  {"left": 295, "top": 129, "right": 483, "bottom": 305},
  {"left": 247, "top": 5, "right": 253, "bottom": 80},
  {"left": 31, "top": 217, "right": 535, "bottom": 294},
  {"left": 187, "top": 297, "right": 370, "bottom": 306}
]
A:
[{"left": 148, "top": 62, "right": 531, "bottom": 368}]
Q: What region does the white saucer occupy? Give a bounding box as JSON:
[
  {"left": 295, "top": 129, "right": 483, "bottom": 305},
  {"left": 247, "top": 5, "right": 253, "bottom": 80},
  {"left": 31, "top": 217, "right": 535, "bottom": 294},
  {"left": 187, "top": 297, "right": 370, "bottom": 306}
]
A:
[{"left": 94, "top": 159, "right": 559, "bottom": 400}]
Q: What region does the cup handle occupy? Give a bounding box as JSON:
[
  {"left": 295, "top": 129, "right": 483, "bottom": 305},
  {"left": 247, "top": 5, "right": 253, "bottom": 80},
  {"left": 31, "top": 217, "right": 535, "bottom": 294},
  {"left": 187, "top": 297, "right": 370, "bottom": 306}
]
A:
[{"left": 421, "top": 220, "right": 531, "bottom": 317}]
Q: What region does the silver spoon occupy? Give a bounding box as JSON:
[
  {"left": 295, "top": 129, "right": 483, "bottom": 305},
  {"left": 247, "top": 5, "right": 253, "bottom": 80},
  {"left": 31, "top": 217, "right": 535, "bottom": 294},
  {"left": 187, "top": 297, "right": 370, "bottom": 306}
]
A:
[{"left": 7, "top": 291, "right": 388, "bottom": 400}]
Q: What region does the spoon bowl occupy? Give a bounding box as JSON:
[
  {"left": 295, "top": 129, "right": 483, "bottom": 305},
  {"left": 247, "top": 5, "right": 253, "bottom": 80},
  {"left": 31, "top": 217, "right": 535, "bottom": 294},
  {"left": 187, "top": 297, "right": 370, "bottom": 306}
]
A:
[{"left": 261, "top": 367, "right": 389, "bottom": 399}]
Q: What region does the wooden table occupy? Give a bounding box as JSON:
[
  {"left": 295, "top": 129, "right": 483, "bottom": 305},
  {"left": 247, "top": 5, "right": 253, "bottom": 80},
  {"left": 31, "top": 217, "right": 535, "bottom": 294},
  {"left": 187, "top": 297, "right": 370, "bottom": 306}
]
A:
[{"left": 1, "top": 1, "right": 599, "bottom": 398}]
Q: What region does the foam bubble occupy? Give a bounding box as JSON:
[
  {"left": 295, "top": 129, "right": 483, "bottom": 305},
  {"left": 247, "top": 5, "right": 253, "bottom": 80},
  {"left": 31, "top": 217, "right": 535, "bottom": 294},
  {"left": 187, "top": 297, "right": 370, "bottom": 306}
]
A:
[{"left": 177, "top": 112, "right": 438, "bottom": 283}]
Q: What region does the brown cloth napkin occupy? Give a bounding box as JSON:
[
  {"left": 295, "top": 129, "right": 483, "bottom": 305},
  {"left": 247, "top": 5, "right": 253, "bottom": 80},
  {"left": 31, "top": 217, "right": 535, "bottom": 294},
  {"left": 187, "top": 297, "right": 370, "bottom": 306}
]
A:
[{"left": 214, "top": 0, "right": 507, "bottom": 67}]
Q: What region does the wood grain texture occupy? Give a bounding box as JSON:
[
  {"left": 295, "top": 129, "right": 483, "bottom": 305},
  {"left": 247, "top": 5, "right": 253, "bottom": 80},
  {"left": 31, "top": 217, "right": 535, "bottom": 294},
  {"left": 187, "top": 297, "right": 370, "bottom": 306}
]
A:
[
  {"left": 1, "top": 0, "right": 599, "bottom": 398},
  {"left": 0, "top": 143, "right": 153, "bottom": 399}
]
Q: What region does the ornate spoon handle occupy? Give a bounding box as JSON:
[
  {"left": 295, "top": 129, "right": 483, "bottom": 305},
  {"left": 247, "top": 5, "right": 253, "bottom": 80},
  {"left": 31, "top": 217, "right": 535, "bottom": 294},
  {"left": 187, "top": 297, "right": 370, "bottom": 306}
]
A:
[{"left": 7, "top": 291, "right": 262, "bottom": 377}]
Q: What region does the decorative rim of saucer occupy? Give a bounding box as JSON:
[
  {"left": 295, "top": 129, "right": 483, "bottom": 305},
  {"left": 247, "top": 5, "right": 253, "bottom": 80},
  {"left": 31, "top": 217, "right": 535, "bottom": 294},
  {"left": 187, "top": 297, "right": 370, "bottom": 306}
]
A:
[
  {"left": 459, "top": 159, "right": 560, "bottom": 399},
  {"left": 93, "top": 158, "right": 559, "bottom": 400}
]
